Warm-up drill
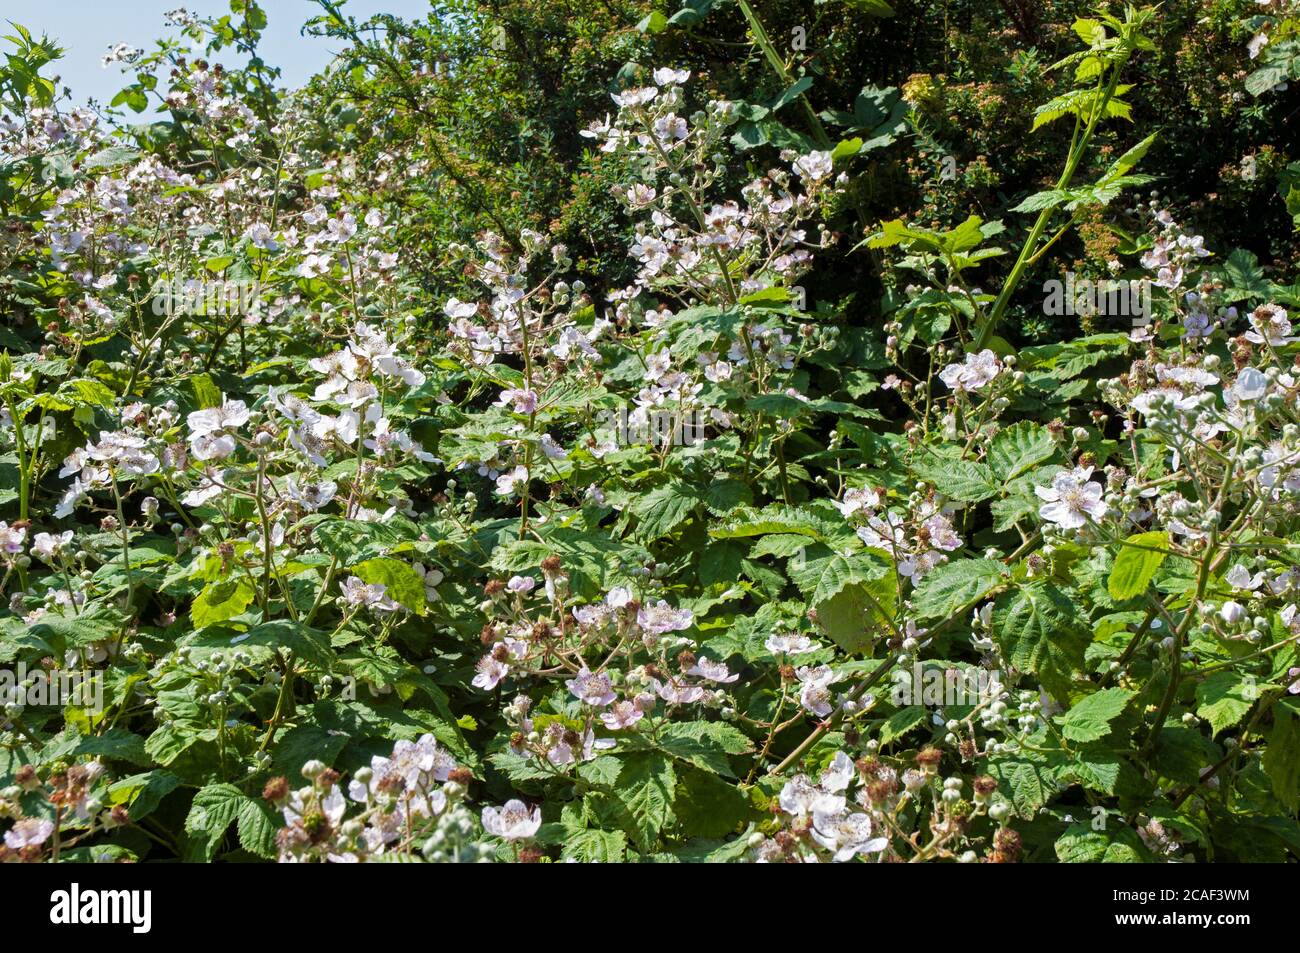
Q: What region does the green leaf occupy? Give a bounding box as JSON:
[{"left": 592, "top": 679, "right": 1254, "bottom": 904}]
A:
[
  {"left": 767, "top": 76, "right": 813, "bottom": 113},
  {"left": 1194, "top": 672, "right": 1255, "bottom": 737},
  {"left": 1220, "top": 248, "right": 1270, "bottom": 303},
  {"left": 309, "top": 516, "right": 418, "bottom": 563},
  {"left": 108, "top": 771, "right": 181, "bottom": 821},
  {"left": 814, "top": 575, "right": 896, "bottom": 655},
  {"left": 674, "top": 768, "right": 756, "bottom": 837},
  {"left": 878, "top": 706, "right": 927, "bottom": 746},
  {"left": 988, "top": 422, "right": 1056, "bottom": 479},
  {"left": 82, "top": 144, "right": 141, "bottom": 169},
  {"left": 649, "top": 721, "right": 753, "bottom": 778},
  {"left": 831, "top": 136, "right": 863, "bottom": 161},
  {"left": 1010, "top": 189, "right": 1070, "bottom": 213},
  {"left": 144, "top": 723, "right": 209, "bottom": 767},
  {"left": 1264, "top": 698, "right": 1300, "bottom": 811},
  {"left": 185, "top": 783, "right": 279, "bottom": 861},
  {"left": 912, "top": 457, "right": 999, "bottom": 502},
  {"left": 702, "top": 478, "right": 752, "bottom": 515},
  {"left": 190, "top": 373, "right": 222, "bottom": 410},
  {"left": 913, "top": 558, "right": 1005, "bottom": 621},
  {"left": 561, "top": 827, "right": 627, "bottom": 861},
  {"left": 846, "top": 0, "right": 894, "bottom": 15},
  {"left": 1058, "top": 687, "right": 1133, "bottom": 742},
  {"left": 989, "top": 755, "right": 1060, "bottom": 815},
  {"left": 632, "top": 481, "right": 699, "bottom": 541},
  {"left": 1107, "top": 531, "right": 1169, "bottom": 601},
  {"left": 190, "top": 578, "right": 256, "bottom": 629},
  {"left": 1055, "top": 823, "right": 1150, "bottom": 863},
  {"left": 236, "top": 799, "right": 280, "bottom": 859},
  {"left": 1100, "top": 132, "right": 1158, "bottom": 182},
  {"left": 1068, "top": 751, "right": 1122, "bottom": 795},
  {"left": 184, "top": 783, "right": 247, "bottom": 860},
  {"left": 233, "top": 620, "right": 334, "bottom": 670},
  {"left": 994, "top": 583, "right": 1088, "bottom": 699},
  {"left": 576, "top": 755, "right": 623, "bottom": 787},
  {"left": 613, "top": 753, "right": 677, "bottom": 853},
  {"left": 636, "top": 11, "right": 669, "bottom": 33},
  {"left": 792, "top": 550, "right": 887, "bottom": 605},
  {"left": 24, "top": 602, "right": 124, "bottom": 650},
  {"left": 351, "top": 557, "right": 427, "bottom": 615},
  {"left": 271, "top": 724, "right": 349, "bottom": 778},
  {"left": 708, "top": 504, "right": 836, "bottom": 541},
  {"left": 63, "top": 729, "right": 150, "bottom": 767}
]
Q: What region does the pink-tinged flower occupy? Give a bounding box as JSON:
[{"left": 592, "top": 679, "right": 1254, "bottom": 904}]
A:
[
  {"left": 85, "top": 431, "right": 159, "bottom": 475},
  {"left": 778, "top": 774, "right": 845, "bottom": 817},
  {"left": 59, "top": 447, "right": 89, "bottom": 479},
  {"left": 1219, "top": 601, "right": 1246, "bottom": 625},
  {"left": 285, "top": 477, "right": 337, "bottom": 511},
  {"left": 651, "top": 67, "right": 690, "bottom": 86},
  {"left": 687, "top": 657, "right": 738, "bottom": 684},
  {"left": 1034, "top": 467, "right": 1107, "bottom": 529},
  {"left": 444, "top": 297, "right": 478, "bottom": 319},
  {"left": 765, "top": 633, "right": 816, "bottom": 656},
  {"left": 349, "top": 735, "right": 456, "bottom": 813},
  {"left": 0, "top": 522, "right": 27, "bottom": 555},
  {"left": 653, "top": 677, "right": 705, "bottom": 705},
  {"left": 600, "top": 700, "right": 645, "bottom": 730},
  {"left": 389, "top": 734, "right": 455, "bottom": 783},
  {"left": 472, "top": 654, "right": 510, "bottom": 691},
  {"left": 612, "top": 86, "right": 657, "bottom": 107},
  {"left": 653, "top": 113, "right": 688, "bottom": 142},
  {"left": 938, "top": 349, "right": 1002, "bottom": 394},
  {"left": 507, "top": 575, "right": 535, "bottom": 594},
  {"left": 186, "top": 396, "right": 249, "bottom": 437},
  {"left": 495, "top": 465, "right": 529, "bottom": 497},
  {"left": 626, "top": 183, "right": 657, "bottom": 207},
  {"left": 482, "top": 799, "right": 541, "bottom": 841},
  {"left": 797, "top": 665, "right": 837, "bottom": 717},
  {"left": 573, "top": 604, "right": 611, "bottom": 627},
  {"left": 1243, "top": 303, "right": 1294, "bottom": 346},
  {"left": 495, "top": 388, "right": 539, "bottom": 414},
  {"left": 810, "top": 809, "right": 888, "bottom": 861},
  {"left": 566, "top": 667, "right": 616, "bottom": 707},
  {"left": 1232, "top": 367, "right": 1269, "bottom": 402},
  {"left": 189, "top": 431, "right": 236, "bottom": 462},
  {"left": 922, "top": 513, "right": 963, "bottom": 551},
  {"left": 637, "top": 600, "right": 693, "bottom": 635},
  {"left": 181, "top": 468, "right": 226, "bottom": 507},
  {"left": 835, "top": 486, "right": 881, "bottom": 518},
  {"left": 3, "top": 817, "right": 54, "bottom": 850},
  {"left": 821, "top": 752, "right": 855, "bottom": 793},
  {"left": 1287, "top": 668, "right": 1300, "bottom": 695},
  {"left": 340, "top": 576, "right": 399, "bottom": 612},
  {"left": 30, "top": 530, "right": 73, "bottom": 561},
  {"left": 793, "top": 150, "right": 834, "bottom": 181},
  {"left": 283, "top": 787, "right": 347, "bottom": 831},
  {"left": 542, "top": 723, "right": 574, "bottom": 765},
  {"left": 856, "top": 510, "right": 906, "bottom": 553},
  {"left": 539, "top": 433, "right": 567, "bottom": 459}
]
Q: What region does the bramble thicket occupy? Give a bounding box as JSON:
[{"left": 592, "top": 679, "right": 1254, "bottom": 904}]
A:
[{"left": 2, "top": 0, "right": 1300, "bottom": 863}]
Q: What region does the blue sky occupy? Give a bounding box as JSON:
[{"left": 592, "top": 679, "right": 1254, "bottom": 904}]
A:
[{"left": 4, "top": 1, "right": 434, "bottom": 110}]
